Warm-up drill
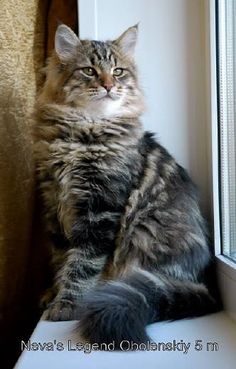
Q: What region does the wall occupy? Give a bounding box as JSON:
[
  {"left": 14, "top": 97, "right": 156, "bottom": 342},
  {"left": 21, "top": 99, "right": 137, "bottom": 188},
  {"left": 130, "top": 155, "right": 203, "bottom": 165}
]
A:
[{"left": 78, "top": 0, "right": 209, "bottom": 212}]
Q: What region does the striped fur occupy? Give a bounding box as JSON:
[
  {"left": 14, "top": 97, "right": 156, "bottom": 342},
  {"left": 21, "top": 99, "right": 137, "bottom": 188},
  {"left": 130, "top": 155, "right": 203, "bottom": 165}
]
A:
[{"left": 34, "top": 25, "right": 220, "bottom": 345}]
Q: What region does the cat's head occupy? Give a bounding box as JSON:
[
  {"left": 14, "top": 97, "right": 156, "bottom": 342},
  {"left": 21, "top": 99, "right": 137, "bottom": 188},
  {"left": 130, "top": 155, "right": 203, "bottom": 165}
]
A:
[{"left": 41, "top": 24, "right": 145, "bottom": 119}]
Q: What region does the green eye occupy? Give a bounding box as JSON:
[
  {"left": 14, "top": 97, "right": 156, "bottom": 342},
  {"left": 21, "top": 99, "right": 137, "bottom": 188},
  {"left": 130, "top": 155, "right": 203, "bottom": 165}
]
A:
[
  {"left": 82, "top": 67, "right": 96, "bottom": 76},
  {"left": 113, "top": 68, "right": 124, "bottom": 77}
]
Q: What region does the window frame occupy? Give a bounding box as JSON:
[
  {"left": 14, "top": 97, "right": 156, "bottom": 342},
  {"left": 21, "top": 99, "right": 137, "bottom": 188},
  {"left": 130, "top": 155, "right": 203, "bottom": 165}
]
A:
[{"left": 207, "top": 0, "right": 236, "bottom": 321}]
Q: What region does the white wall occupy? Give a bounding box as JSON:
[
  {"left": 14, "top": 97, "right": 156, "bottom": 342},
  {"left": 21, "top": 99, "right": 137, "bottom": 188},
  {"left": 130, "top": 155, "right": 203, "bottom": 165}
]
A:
[{"left": 78, "top": 0, "right": 209, "bottom": 212}]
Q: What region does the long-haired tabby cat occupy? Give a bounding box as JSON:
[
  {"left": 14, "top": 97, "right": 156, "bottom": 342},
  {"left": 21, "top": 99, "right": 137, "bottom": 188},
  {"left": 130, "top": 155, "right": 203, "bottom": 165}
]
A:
[{"left": 34, "top": 24, "right": 220, "bottom": 347}]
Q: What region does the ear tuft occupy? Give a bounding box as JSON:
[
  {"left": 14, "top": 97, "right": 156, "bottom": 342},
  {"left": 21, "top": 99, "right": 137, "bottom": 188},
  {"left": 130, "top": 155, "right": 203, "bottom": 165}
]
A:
[
  {"left": 55, "top": 24, "right": 80, "bottom": 61},
  {"left": 114, "top": 24, "right": 139, "bottom": 57}
]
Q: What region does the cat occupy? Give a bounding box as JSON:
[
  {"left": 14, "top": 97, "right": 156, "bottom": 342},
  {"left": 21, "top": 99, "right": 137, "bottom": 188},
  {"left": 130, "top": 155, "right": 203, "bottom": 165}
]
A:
[{"left": 34, "top": 24, "right": 220, "bottom": 348}]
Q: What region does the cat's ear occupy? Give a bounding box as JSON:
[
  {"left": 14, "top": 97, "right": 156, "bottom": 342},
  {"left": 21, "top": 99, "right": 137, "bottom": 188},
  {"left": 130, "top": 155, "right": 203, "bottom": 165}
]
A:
[
  {"left": 114, "top": 24, "right": 138, "bottom": 57},
  {"left": 55, "top": 24, "right": 81, "bottom": 61}
]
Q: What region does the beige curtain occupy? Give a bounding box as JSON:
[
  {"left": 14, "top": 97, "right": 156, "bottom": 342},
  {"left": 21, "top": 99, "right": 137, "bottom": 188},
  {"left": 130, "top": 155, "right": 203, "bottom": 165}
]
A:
[
  {"left": 0, "top": 1, "right": 78, "bottom": 367},
  {"left": 0, "top": 1, "right": 49, "bottom": 367}
]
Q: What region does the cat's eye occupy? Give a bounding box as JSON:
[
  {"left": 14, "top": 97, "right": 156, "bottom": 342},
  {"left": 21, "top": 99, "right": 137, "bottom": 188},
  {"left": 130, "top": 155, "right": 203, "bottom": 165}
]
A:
[
  {"left": 82, "top": 67, "right": 96, "bottom": 76},
  {"left": 113, "top": 68, "right": 124, "bottom": 77}
]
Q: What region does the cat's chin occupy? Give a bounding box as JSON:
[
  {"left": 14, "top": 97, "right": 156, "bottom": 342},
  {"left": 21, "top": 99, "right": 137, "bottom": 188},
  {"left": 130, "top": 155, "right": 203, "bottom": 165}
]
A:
[{"left": 81, "top": 97, "right": 125, "bottom": 119}]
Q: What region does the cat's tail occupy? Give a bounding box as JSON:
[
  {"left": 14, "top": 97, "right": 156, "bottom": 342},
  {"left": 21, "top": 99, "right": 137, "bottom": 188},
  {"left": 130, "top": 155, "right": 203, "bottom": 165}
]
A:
[{"left": 75, "top": 269, "right": 219, "bottom": 349}]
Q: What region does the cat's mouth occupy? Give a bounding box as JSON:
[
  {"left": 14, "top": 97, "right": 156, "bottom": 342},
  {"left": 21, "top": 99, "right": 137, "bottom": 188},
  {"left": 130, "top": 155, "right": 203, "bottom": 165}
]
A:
[
  {"left": 89, "top": 89, "right": 121, "bottom": 102},
  {"left": 103, "top": 94, "right": 113, "bottom": 99},
  {"left": 97, "top": 93, "right": 117, "bottom": 101},
  {"left": 103, "top": 91, "right": 121, "bottom": 101}
]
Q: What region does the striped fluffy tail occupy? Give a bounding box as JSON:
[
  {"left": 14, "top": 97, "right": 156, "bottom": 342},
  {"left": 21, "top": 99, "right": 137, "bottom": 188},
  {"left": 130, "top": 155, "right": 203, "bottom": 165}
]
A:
[{"left": 76, "top": 270, "right": 219, "bottom": 348}]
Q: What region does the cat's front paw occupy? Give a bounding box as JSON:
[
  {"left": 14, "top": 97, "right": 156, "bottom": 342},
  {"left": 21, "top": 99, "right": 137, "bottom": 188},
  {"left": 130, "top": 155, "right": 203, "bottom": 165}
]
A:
[
  {"left": 43, "top": 299, "right": 77, "bottom": 321},
  {"left": 40, "top": 288, "right": 57, "bottom": 310}
]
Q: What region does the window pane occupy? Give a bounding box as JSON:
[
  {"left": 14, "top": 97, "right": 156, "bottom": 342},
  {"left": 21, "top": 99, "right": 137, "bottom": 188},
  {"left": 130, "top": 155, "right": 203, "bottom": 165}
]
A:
[{"left": 217, "top": 0, "right": 236, "bottom": 261}]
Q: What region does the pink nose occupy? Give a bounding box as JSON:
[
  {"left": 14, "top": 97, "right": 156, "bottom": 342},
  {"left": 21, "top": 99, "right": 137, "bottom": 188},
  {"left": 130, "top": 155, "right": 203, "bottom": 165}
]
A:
[{"left": 103, "top": 83, "right": 113, "bottom": 92}]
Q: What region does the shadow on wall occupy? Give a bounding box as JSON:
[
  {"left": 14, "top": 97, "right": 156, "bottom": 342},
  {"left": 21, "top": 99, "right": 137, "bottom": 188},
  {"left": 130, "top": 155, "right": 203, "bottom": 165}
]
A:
[{"left": 184, "top": 0, "right": 210, "bottom": 218}]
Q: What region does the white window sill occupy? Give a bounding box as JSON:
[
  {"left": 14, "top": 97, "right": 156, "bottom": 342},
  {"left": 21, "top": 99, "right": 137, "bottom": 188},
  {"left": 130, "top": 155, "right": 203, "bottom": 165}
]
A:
[{"left": 15, "top": 311, "right": 236, "bottom": 369}]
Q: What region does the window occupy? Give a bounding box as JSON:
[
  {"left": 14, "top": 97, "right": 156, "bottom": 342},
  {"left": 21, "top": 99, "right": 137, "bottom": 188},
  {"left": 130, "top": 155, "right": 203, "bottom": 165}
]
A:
[
  {"left": 208, "top": 0, "right": 236, "bottom": 322},
  {"left": 217, "top": 0, "right": 236, "bottom": 263}
]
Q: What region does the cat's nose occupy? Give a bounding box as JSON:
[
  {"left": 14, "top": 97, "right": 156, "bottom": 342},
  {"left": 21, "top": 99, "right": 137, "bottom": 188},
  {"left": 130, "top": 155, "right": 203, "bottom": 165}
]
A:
[{"left": 103, "top": 83, "right": 113, "bottom": 92}]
